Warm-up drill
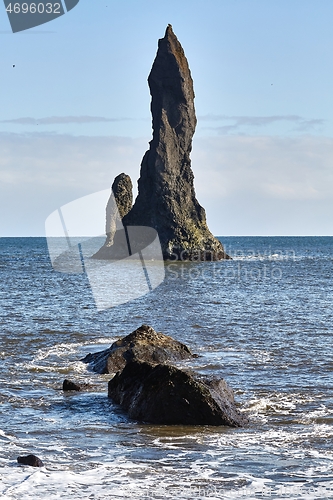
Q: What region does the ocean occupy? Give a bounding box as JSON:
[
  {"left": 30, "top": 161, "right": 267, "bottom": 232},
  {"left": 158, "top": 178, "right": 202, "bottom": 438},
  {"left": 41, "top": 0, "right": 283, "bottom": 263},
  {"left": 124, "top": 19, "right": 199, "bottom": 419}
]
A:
[{"left": 0, "top": 236, "right": 332, "bottom": 499}]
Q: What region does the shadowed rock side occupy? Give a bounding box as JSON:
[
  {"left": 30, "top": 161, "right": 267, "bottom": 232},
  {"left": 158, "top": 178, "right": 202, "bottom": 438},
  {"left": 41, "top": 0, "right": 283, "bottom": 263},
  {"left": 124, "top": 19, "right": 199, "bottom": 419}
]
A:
[
  {"left": 17, "top": 454, "right": 44, "bottom": 467},
  {"left": 93, "top": 173, "right": 133, "bottom": 259},
  {"left": 97, "top": 25, "right": 229, "bottom": 261},
  {"left": 63, "top": 379, "right": 81, "bottom": 391},
  {"left": 81, "top": 324, "right": 195, "bottom": 374},
  {"left": 108, "top": 361, "right": 247, "bottom": 427}
]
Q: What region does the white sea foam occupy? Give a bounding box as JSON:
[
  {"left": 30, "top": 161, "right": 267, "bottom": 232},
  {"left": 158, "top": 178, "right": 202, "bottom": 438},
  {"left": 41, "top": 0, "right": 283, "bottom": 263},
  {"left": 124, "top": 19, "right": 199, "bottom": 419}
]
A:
[
  {"left": 1, "top": 461, "right": 332, "bottom": 499},
  {"left": 0, "top": 429, "right": 15, "bottom": 441}
]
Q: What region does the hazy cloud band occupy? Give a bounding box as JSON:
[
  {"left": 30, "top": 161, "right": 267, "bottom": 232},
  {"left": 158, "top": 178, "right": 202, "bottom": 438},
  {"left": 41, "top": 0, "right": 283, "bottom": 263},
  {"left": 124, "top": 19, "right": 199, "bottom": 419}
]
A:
[
  {"left": 0, "top": 132, "right": 332, "bottom": 235},
  {"left": 198, "top": 114, "right": 325, "bottom": 134},
  {"left": 1, "top": 116, "right": 132, "bottom": 125}
]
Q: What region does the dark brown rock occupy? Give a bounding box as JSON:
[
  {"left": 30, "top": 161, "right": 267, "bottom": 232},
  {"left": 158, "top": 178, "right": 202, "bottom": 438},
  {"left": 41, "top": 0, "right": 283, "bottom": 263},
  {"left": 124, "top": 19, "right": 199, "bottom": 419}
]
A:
[
  {"left": 108, "top": 360, "right": 247, "bottom": 427},
  {"left": 17, "top": 454, "right": 44, "bottom": 467},
  {"left": 63, "top": 379, "right": 81, "bottom": 391},
  {"left": 81, "top": 324, "right": 195, "bottom": 374}
]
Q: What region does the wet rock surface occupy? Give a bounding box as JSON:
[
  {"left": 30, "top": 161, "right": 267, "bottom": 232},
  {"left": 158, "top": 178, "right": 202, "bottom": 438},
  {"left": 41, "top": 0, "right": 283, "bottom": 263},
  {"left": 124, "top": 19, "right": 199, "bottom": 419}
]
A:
[
  {"left": 82, "top": 324, "right": 195, "bottom": 374},
  {"left": 108, "top": 360, "right": 247, "bottom": 427},
  {"left": 17, "top": 454, "right": 44, "bottom": 467},
  {"left": 63, "top": 379, "right": 82, "bottom": 392}
]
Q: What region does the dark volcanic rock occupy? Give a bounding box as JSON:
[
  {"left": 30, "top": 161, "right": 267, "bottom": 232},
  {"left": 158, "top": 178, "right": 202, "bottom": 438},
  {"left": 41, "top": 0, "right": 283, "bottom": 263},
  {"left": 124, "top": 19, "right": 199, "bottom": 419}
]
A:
[
  {"left": 81, "top": 324, "right": 195, "bottom": 374},
  {"left": 93, "top": 173, "right": 133, "bottom": 259},
  {"left": 108, "top": 360, "right": 247, "bottom": 427},
  {"left": 111, "top": 173, "right": 133, "bottom": 220},
  {"left": 105, "top": 173, "right": 133, "bottom": 246},
  {"left": 97, "top": 25, "right": 229, "bottom": 261},
  {"left": 17, "top": 454, "right": 44, "bottom": 467},
  {"left": 63, "top": 379, "right": 82, "bottom": 391}
]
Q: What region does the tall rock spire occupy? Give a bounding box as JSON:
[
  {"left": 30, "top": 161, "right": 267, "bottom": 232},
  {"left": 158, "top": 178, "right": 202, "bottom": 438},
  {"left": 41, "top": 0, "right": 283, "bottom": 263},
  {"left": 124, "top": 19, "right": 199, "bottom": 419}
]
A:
[{"left": 123, "top": 25, "right": 228, "bottom": 260}]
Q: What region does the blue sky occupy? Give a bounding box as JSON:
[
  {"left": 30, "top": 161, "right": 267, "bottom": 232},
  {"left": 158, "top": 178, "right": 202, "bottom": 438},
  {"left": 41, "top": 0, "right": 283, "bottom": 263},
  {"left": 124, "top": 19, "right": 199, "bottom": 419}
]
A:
[{"left": 1, "top": 0, "right": 333, "bottom": 235}]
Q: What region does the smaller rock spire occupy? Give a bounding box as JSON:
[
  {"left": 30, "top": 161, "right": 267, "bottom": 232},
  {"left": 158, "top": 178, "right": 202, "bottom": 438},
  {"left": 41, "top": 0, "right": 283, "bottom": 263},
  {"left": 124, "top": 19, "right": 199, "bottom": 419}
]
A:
[{"left": 104, "top": 173, "right": 132, "bottom": 247}]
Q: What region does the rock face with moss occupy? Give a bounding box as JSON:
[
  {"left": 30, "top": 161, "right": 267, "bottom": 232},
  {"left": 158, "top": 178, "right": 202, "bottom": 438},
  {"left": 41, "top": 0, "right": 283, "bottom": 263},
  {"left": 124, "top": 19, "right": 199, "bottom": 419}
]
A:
[{"left": 117, "top": 25, "right": 228, "bottom": 261}]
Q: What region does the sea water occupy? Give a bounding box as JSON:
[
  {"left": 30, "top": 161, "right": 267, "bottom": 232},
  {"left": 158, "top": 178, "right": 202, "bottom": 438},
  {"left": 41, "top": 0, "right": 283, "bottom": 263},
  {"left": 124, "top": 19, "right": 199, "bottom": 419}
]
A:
[{"left": 0, "top": 236, "right": 332, "bottom": 499}]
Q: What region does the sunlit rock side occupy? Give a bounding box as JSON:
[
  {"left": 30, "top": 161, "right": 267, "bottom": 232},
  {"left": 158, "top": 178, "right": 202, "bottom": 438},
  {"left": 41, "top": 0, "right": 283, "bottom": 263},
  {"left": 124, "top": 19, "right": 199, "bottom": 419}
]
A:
[
  {"left": 93, "top": 173, "right": 132, "bottom": 259},
  {"left": 106, "top": 173, "right": 133, "bottom": 246},
  {"left": 81, "top": 324, "right": 195, "bottom": 374}
]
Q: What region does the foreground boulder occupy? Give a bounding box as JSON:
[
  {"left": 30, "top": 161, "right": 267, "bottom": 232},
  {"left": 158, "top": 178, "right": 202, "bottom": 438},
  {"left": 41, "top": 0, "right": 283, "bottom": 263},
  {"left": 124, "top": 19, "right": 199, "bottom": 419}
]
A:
[
  {"left": 108, "top": 360, "right": 247, "bottom": 427},
  {"left": 17, "top": 454, "right": 44, "bottom": 467},
  {"left": 82, "top": 324, "right": 195, "bottom": 374}
]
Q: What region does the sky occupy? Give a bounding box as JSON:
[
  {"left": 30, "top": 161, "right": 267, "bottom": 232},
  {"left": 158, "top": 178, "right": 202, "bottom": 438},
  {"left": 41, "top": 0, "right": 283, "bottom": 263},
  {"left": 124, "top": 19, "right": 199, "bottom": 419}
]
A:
[{"left": 1, "top": 0, "right": 333, "bottom": 236}]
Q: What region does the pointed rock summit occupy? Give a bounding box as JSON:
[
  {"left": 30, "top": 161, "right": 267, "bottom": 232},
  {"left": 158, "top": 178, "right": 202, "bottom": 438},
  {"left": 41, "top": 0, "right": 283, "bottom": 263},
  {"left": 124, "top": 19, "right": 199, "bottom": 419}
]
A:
[
  {"left": 98, "top": 25, "right": 229, "bottom": 261},
  {"left": 123, "top": 25, "right": 228, "bottom": 260}
]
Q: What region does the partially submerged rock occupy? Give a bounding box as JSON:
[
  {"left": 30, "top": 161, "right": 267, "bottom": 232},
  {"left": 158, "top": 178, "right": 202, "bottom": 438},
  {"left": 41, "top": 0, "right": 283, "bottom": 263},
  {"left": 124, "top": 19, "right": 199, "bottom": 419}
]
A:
[
  {"left": 17, "top": 454, "right": 44, "bottom": 467},
  {"left": 108, "top": 360, "right": 247, "bottom": 427},
  {"left": 63, "top": 379, "right": 81, "bottom": 392},
  {"left": 62, "top": 379, "right": 93, "bottom": 392},
  {"left": 82, "top": 324, "right": 195, "bottom": 374}
]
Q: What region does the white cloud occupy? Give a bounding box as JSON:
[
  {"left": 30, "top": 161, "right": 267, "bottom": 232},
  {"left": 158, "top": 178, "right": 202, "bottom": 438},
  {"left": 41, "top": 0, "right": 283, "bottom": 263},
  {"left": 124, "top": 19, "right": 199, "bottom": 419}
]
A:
[
  {"left": 0, "top": 132, "right": 146, "bottom": 191},
  {"left": 192, "top": 135, "right": 333, "bottom": 201},
  {"left": 0, "top": 132, "right": 148, "bottom": 235},
  {"left": 0, "top": 132, "right": 332, "bottom": 236},
  {"left": 1, "top": 116, "right": 131, "bottom": 125},
  {"left": 191, "top": 135, "right": 333, "bottom": 235},
  {"left": 198, "top": 115, "right": 325, "bottom": 134}
]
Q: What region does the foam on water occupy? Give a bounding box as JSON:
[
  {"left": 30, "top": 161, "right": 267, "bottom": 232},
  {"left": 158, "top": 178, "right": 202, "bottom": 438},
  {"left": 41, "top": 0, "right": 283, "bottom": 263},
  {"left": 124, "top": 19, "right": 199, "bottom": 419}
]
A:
[{"left": 1, "top": 450, "right": 332, "bottom": 499}]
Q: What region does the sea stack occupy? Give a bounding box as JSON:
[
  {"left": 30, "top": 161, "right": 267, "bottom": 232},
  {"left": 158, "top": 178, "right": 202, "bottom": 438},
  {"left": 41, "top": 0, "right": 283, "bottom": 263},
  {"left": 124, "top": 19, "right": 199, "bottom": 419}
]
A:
[
  {"left": 99, "top": 25, "right": 229, "bottom": 261},
  {"left": 105, "top": 173, "right": 133, "bottom": 246}
]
